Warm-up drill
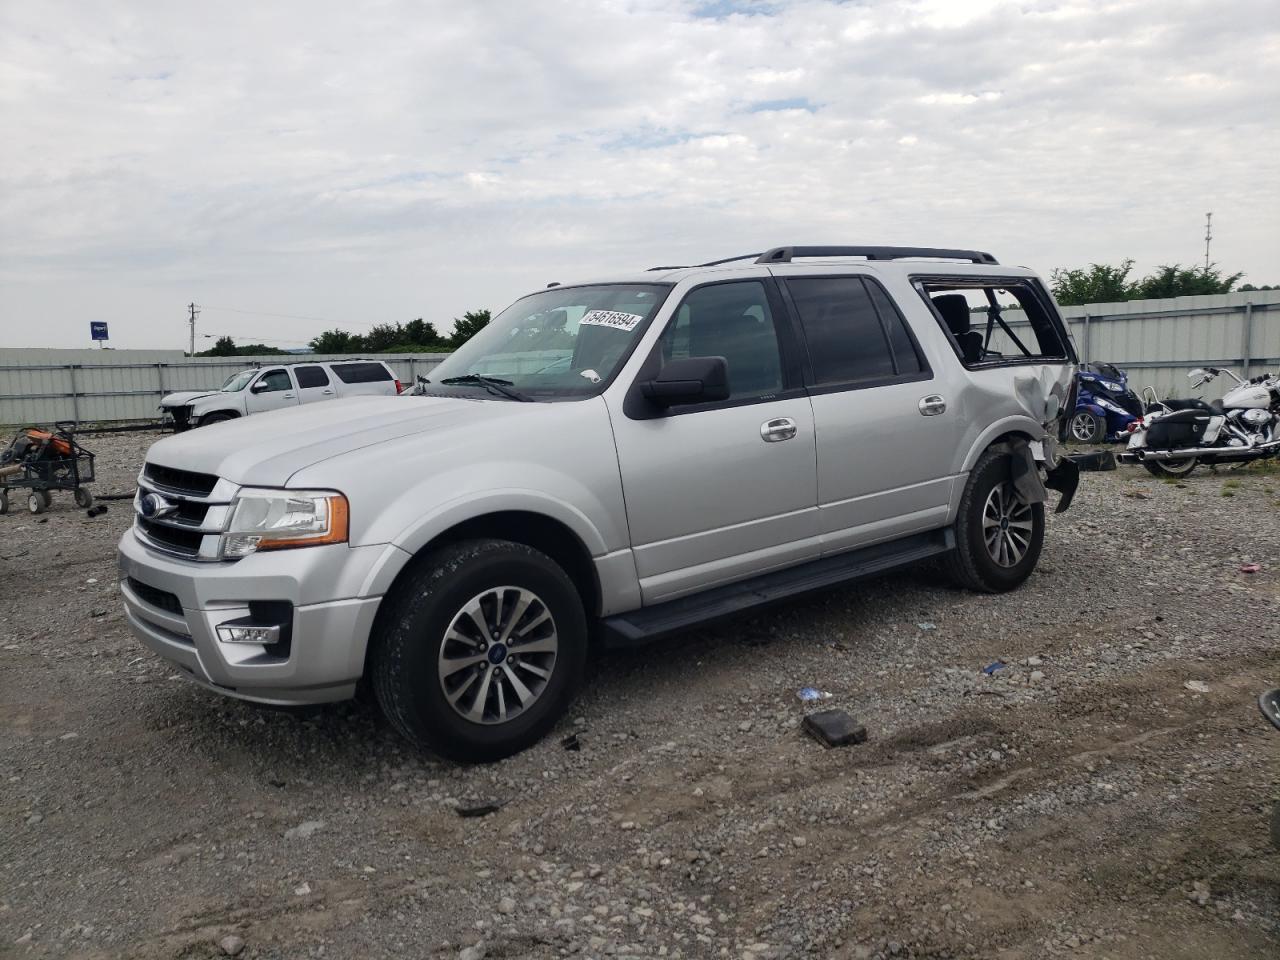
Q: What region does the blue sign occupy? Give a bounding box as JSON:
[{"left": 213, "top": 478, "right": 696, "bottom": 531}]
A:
[{"left": 90, "top": 321, "right": 109, "bottom": 341}]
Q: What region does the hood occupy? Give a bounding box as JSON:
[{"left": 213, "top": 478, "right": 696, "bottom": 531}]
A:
[
  {"left": 161, "top": 390, "right": 219, "bottom": 407},
  {"left": 145, "top": 395, "right": 532, "bottom": 487}
]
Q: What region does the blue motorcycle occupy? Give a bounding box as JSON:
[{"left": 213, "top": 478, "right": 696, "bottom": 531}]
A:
[{"left": 1069, "top": 362, "right": 1144, "bottom": 443}]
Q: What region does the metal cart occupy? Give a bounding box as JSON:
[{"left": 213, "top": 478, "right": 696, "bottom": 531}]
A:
[{"left": 0, "top": 422, "right": 96, "bottom": 514}]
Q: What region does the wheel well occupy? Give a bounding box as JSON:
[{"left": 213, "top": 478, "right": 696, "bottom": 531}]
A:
[
  {"left": 199, "top": 410, "right": 240, "bottom": 423},
  {"left": 393, "top": 511, "right": 601, "bottom": 618}
]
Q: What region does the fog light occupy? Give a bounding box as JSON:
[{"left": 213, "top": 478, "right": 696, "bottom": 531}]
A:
[{"left": 216, "top": 622, "right": 282, "bottom": 644}]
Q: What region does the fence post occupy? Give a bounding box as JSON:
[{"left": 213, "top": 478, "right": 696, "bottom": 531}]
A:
[
  {"left": 69, "top": 364, "right": 80, "bottom": 425},
  {"left": 156, "top": 363, "right": 165, "bottom": 401},
  {"left": 1080, "top": 313, "right": 1090, "bottom": 365},
  {"left": 1241, "top": 301, "right": 1253, "bottom": 378}
]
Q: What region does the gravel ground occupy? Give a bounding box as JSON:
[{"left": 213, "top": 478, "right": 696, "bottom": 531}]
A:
[{"left": 1, "top": 431, "right": 1278, "bottom": 960}]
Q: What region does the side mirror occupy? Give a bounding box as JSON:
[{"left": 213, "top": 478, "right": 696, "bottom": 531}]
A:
[
  {"left": 250, "top": 381, "right": 269, "bottom": 393},
  {"left": 641, "top": 356, "right": 730, "bottom": 407},
  {"left": 1187, "top": 368, "right": 1205, "bottom": 381}
]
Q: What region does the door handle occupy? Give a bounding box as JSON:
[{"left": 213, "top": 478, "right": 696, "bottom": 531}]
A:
[
  {"left": 918, "top": 395, "right": 946, "bottom": 416},
  {"left": 284, "top": 393, "right": 295, "bottom": 399},
  {"left": 321, "top": 389, "right": 334, "bottom": 395},
  {"left": 760, "top": 417, "right": 797, "bottom": 442}
]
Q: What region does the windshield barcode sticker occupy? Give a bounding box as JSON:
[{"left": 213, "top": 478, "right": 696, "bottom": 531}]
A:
[{"left": 579, "top": 310, "right": 644, "bottom": 332}]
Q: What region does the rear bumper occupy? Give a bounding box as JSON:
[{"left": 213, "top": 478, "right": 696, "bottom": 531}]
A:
[{"left": 117, "top": 530, "right": 387, "bottom": 705}]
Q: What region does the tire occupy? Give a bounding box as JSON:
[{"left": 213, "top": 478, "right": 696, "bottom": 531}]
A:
[
  {"left": 370, "top": 538, "right": 588, "bottom": 762},
  {"left": 74, "top": 488, "right": 94, "bottom": 508},
  {"left": 27, "top": 492, "right": 46, "bottom": 515},
  {"left": 0, "top": 489, "right": 8, "bottom": 515},
  {"left": 199, "top": 412, "right": 235, "bottom": 427},
  {"left": 944, "top": 450, "right": 1046, "bottom": 593},
  {"left": 1141, "top": 457, "right": 1198, "bottom": 479},
  {"left": 1069, "top": 410, "right": 1106, "bottom": 443}
]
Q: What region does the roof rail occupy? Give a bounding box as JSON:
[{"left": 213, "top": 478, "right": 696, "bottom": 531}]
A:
[{"left": 754, "top": 246, "right": 999, "bottom": 265}]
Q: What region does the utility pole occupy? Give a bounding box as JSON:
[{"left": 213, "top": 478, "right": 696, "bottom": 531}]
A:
[
  {"left": 187, "top": 302, "right": 200, "bottom": 356},
  {"left": 1203, "top": 212, "right": 1213, "bottom": 272}
]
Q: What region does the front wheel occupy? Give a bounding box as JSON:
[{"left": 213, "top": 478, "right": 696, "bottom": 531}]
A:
[
  {"left": 199, "top": 412, "right": 235, "bottom": 427},
  {"left": 370, "top": 539, "right": 588, "bottom": 762},
  {"left": 74, "top": 487, "right": 94, "bottom": 508},
  {"left": 1142, "top": 456, "right": 1198, "bottom": 478},
  {"left": 945, "top": 450, "right": 1045, "bottom": 593},
  {"left": 1069, "top": 410, "right": 1106, "bottom": 443}
]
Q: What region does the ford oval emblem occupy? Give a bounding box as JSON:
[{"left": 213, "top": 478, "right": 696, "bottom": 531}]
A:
[{"left": 139, "top": 492, "right": 178, "bottom": 519}]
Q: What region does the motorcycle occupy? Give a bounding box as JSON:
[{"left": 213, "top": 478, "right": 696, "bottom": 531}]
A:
[
  {"left": 1119, "top": 367, "right": 1280, "bottom": 478},
  {"left": 1068, "top": 362, "right": 1144, "bottom": 443},
  {"left": 1261, "top": 689, "right": 1280, "bottom": 849}
]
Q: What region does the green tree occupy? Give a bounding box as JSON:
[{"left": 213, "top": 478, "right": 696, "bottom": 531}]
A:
[
  {"left": 363, "top": 323, "right": 407, "bottom": 352},
  {"left": 1132, "top": 264, "right": 1243, "bottom": 299},
  {"left": 1239, "top": 283, "right": 1278, "bottom": 292},
  {"left": 449, "top": 309, "right": 491, "bottom": 348},
  {"left": 403, "top": 318, "right": 442, "bottom": 346},
  {"left": 1049, "top": 260, "right": 1137, "bottom": 306},
  {"left": 310, "top": 328, "right": 367, "bottom": 353},
  {"left": 201, "top": 335, "right": 239, "bottom": 356}
]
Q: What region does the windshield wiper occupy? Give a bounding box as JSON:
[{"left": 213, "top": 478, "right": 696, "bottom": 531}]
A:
[{"left": 438, "top": 374, "right": 532, "bottom": 402}]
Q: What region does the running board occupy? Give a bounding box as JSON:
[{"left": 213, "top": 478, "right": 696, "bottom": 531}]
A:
[{"left": 601, "top": 529, "right": 954, "bottom": 647}]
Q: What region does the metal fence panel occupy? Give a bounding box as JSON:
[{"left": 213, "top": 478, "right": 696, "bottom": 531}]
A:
[{"left": 0, "top": 352, "right": 449, "bottom": 425}]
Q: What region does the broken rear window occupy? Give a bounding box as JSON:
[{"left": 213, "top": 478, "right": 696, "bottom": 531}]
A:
[{"left": 916, "top": 280, "right": 1069, "bottom": 368}]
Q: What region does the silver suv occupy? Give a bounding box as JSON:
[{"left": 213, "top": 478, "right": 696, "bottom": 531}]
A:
[{"left": 118, "top": 246, "right": 1079, "bottom": 760}]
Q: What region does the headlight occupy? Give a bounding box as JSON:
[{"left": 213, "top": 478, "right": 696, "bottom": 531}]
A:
[{"left": 221, "top": 488, "right": 349, "bottom": 557}]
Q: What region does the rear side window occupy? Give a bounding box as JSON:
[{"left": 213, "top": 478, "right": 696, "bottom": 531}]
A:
[
  {"left": 785, "top": 277, "right": 927, "bottom": 386},
  {"left": 294, "top": 365, "right": 330, "bottom": 388},
  {"left": 919, "top": 280, "right": 1069, "bottom": 367},
  {"left": 331, "top": 362, "right": 393, "bottom": 384}
]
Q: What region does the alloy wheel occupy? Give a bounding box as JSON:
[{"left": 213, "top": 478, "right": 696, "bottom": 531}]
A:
[
  {"left": 437, "top": 586, "right": 558, "bottom": 725},
  {"left": 982, "top": 482, "right": 1034, "bottom": 568}
]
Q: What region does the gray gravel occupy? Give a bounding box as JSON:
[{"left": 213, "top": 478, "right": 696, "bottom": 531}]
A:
[{"left": 1, "top": 431, "right": 1278, "bottom": 959}]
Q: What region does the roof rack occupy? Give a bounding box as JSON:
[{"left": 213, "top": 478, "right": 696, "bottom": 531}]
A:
[{"left": 754, "top": 246, "right": 999, "bottom": 265}]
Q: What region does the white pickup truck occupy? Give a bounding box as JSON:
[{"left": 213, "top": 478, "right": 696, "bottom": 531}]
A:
[{"left": 160, "top": 359, "right": 402, "bottom": 429}]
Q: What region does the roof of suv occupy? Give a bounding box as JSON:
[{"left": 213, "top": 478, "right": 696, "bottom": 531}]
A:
[{"left": 575, "top": 245, "right": 1039, "bottom": 287}]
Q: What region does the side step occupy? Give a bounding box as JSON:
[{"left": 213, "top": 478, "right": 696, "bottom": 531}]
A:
[{"left": 601, "top": 529, "right": 954, "bottom": 647}]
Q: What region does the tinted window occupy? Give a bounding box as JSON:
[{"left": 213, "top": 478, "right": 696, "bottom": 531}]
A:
[
  {"left": 866, "top": 281, "right": 924, "bottom": 375},
  {"left": 332, "top": 362, "right": 392, "bottom": 384},
  {"left": 295, "top": 365, "right": 330, "bottom": 388},
  {"left": 660, "top": 281, "right": 783, "bottom": 400},
  {"left": 786, "top": 277, "right": 895, "bottom": 385},
  {"left": 257, "top": 369, "right": 292, "bottom": 392}
]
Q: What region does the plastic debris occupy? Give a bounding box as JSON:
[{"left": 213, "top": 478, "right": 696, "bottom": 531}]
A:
[
  {"left": 1239, "top": 563, "right": 1261, "bottom": 573},
  {"left": 797, "top": 687, "right": 832, "bottom": 702},
  {"left": 802, "top": 709, "right": 868, "bottom": 748},
  {"left": 1184, "top": 680, "right": 1210, "bottom": 694},
  {"left": 455, "top": 801, "right": 505, "bottom": 818},
  {"left": 981, "top": 661, "right": 1007, "bottom": 675},
  {"left": 560, "top": 733, "right": 581, "bottom": 751},
  {"left": 917, "top": 622, "right": 938, "bottom": 631}
]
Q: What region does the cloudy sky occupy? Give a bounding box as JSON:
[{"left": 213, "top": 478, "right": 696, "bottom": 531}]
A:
[{"left": 2, "top": 0, "right": 1277, "bottom": 350}]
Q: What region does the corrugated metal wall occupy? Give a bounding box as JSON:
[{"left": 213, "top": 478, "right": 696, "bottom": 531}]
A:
[
  {"left": 0, "top": 352, "right": 448, "bottom": 425},
  {"left": 2, "top": 289, "right": 1278, "bottom": 425}
]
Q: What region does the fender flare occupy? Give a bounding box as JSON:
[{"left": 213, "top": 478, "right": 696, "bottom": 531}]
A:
[
  {"left": 959, "top": 416, "right": 1046, "bottom": 472},
  {"left": 357, "top": 489, "right": 613, "bottom": 598}
]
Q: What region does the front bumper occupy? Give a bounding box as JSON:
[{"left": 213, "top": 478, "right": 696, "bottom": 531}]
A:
[{"left": 118, "top": 530, "right": 390, "bottom": 705}]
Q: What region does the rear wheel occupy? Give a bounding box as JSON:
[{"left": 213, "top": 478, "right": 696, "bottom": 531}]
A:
[
  {"left": 1069, "top": 410, "right": 1106, "bottom": 443},
  {"left": 370, "top": 539, "right": 588, "bottom": 762},
  {"left": 74, "top": 488, "right": 94, "bottom": 508},
  {"left": 945, "top": 450, "right": 1045, "bottom": 593},
  {"left": 1142, "top": 456, "right": 1198, "bottom": 478},
  {"left": 27, "top": 492, "right": 47, "bottom": 515}
]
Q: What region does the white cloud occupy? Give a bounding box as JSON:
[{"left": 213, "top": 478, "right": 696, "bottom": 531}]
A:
[{"left": 0, "top": 0, "right": 1277, "bottom": 348}]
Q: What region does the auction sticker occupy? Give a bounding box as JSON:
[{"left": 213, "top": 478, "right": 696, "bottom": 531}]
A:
[{"left": 579, "top": 310, "right": 644, "bottom": 332}]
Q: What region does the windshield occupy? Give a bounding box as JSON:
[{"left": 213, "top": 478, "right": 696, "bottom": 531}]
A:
[
  {"left": 221, "top": 371, "right": 255, "bottom": 392},
  {"left": 427, "top": 284, "right": 672, "bottom": 399}
]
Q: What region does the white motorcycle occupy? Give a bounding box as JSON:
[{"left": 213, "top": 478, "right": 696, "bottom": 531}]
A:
[{"left": 1119, "top": 367, "right": 1280, "bottom": 478}]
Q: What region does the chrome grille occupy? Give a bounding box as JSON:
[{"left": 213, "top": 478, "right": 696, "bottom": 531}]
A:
[{"left": 133, "top": 465, "right": 237, "bottom": 561}]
